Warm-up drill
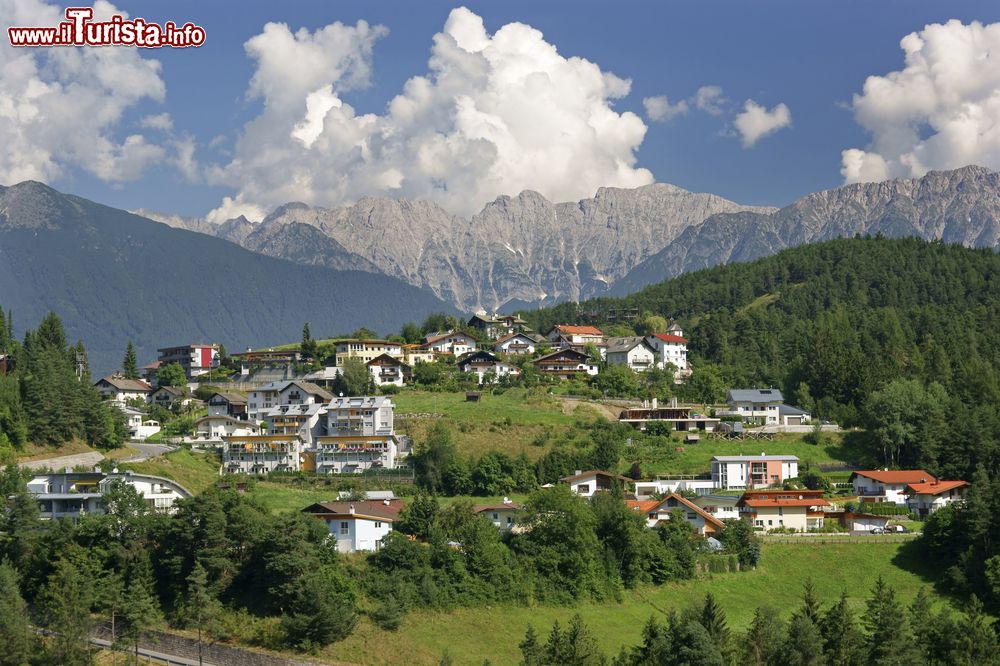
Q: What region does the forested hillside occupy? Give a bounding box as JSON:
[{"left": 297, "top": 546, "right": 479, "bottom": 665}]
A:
[{"left": 523, "top": 237, "right": 1000, "bottom": 477}]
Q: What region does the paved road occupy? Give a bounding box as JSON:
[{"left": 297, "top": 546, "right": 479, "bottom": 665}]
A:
[
  {"left": 19, "top": 451, "right": 104, "bottom": 471},
  {"left": 120, "top": 442, "right": 174, "bottom": 462}
]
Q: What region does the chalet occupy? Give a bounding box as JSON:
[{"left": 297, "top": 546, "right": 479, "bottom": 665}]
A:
[
  {"left": 207, "top": 392, "right": 248, "bottom": 420},
  {"left": 904, "top": 479, "right": 968, "bottom": 517},
  {"left": 231, "top": 349, "right": 301, "bottom": 377},
  {"left": 606, "top": 336, "right": 657, "bottom": 372},
  {"left": 423, "top": 331, "right": 477, "bottom": 356},
  {"left": 692, "top": 494, "right": 742, "bottom": 522},
  {"left": 156, "top": 343, "right": 220, "bottom": 379},
  {"left": 94, "top": 375, "right": 151, "bottom": 406},
  {"left": 475, "top": 499, "right": 524, "bottom": 532},
  {"left": 722, "top": 388, "right": 784, "bottom": 425},
  {"left": 247, "top": 380, "right": 333, "bottom": 421},
  {"left": 147, "top": 385, "right": 186, "bottom": 409},
  {"left": 560, "top": 470, "right": 632, "bottom": 497},
  {"left": 619, "top": 397, "right": 720, "bottom": 432},
  {"left": 493, "top": 332, "right": 542, "bottom": 356},
  {"left": 367, "top": 353, "right": 410, "bottom": 387},
  {"left": 645, "top": 329, "right": 689, "bottom": 376},
  {"left": 27, "top": 470, "right": 192, "bottom": 520},
  {"left": 313, "top": 395, "right": 401, "bottom": 474},
  {"left": 302, "top": 499, "right": 403, "bottom": 553},
  {"left": 627, "top": 493, "right": 725, "bottom": 536},
  {"left": 738, "top": 489, "right": 830, "bottom": 532},
  {"left": 850, "top": 470, "right": 937, "bottom": 504},
  {"left": 532, "top": 348, "right": 599, "bottom": 380},
  {"left": 334, "top": 339, "right": 403, "bottom": 366},
  {"left": 546, "top": 324, "right": 604, "bottom": 347},
  {"left": 456, "top": 350, "right": 520, "bottom": 384},
  {"left": 122, "top": 406, "right": 160, "bottom": 441},
  {"left": 711, "top": 454, "right": 799, "bottom": 490},
  {"left": 467, "top": 312, "right": 503, "bottom": 339},
  {"left": 140, "top": 361, "right": 160, "bottom": 385},
  {"left": 194, "top": 415, "right": 260, "bottom": 440}
]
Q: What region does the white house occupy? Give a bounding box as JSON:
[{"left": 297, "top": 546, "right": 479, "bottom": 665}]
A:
[
  {"left": 904, "top": 480, "right": 968, "bottom": 517},
  {"left": 334, "top": 339, "right": 404, "bottom": 366},
  {"left": 94, "top": 375, "right": 151, "bottom": 406},
  {"left": 560, "top": 470, "right": 632, "bottom": 498},
  {"left": 850, "top": 470, "right": 937, "bottom": 504},
  {"left": 247, "top": 380, "right": 333, "bottom": 421},
  {"left": 493, "top": 332, "right": 541, "bottom": 356},
  {"left": 606, "top": 337, "right": 657, "bottom": 372},
  {"left": 475, "top": 499, "right": 524, "bottom": 532},
  {"left": 302, "top": 500, "right": 402, "bottom": 553},
  {"left": 532, "top": 349, "right": 600, "bottom": 379},
  {"left": 193, "top": 415, "right": 260, "bottom": 440},
  {"left": 423, "top": 331, "right": 478, "bottom": 356},
  {"left": 723, "top": 389, "right": 785, "bottom": 425},
  {"left": 634, "top": 478, "right": 716, "bottom": 498},
  {"left": 627, "top": 494, "right": 725, "bottom": 536},
  {"left": 456, "top": 350, "right": 520, "bottom": 384},
  {"left": 711, "top": 454, "right": 799, "bottom": 490},
  {"left": 122, "top": 407, "right": 160, "bottom": 441},
  {"left": 313, "top": 395, "right": 401, "bottom": 473},
  {"left": 367, "top": 354, "right": 409, "bottom": 387},
  {"left": 692, "top": 494, "right": 743, "bottom": 522},
  {"left": 645, "top": 330, "right": 689, "bottom": 374},
  {"left": 27, "top": 470, "right": 192, "bottom": 520},
  {"left": 738, "top": 490, "right": 830, "bottom": 532},
  {"left": 545, "top": 324, "right": 604, "bottom": 347}
]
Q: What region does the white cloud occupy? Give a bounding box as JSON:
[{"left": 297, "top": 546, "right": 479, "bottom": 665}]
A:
[
  {"left": 733, "top": 100, "right": 791, "bottom": 147},
  {"left": 842, "top": 20, "right": 1000, "bottom": 184},
  {"left": 0, "top": 0, "right": 167, "bottom": 184},
  {"left": 694, "top": 85, "right": 726, "bottom": 115},
  {"left": 643, "top": 95, "right": 688, "bottom": 122},
  {"left": 208, "top": 6, "right": 653, "bottom": 219},
  {"left": 140, "top": 113, "right": 173, "bottom": 131}
]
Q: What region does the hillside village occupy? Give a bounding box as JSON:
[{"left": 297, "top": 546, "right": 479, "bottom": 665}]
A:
[{"left": 53, "top": 311, "right": 964, "bottom": 556}]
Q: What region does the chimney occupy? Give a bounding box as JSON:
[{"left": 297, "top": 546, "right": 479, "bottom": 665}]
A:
[
  {"left": 575, "top": 470, "right": 582, "bottom": 476},
  {"left": 349, "top": 504, "right": 355, "bottom": 514},
  {"left": 383, "top": 499, "right": 390, "bottom": 506},
  {"left": 503, "top": 496, "right": 512, "bottom": 505}
]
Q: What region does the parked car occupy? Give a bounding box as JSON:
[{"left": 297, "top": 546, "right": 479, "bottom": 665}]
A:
[
  {"left": 884, "top": 524, "right": 909, "bottom": 533},
  {"left": 870, "top": 527, "right": 885, "bottom": 535}
]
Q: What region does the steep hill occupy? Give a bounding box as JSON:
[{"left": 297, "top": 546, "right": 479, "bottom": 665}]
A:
[
  {"left": 0, "top": 182, "right": 450, "bottom": 376},
  {"left": 614, "top": 166, "right": 1000, "bottom": 294}
]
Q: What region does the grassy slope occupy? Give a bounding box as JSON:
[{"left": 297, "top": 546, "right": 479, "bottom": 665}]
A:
[
  {"left": 641, "top": 435, "right": 850, "bottom": 476},
  {"left": 328, "top": 541, "right": 944, "bottom": 665},
  {"left": 122, "top": 449, "right": 221, "bottom": 494}
]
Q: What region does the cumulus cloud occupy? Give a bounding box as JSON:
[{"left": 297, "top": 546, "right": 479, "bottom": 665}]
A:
[
  {"left": 842, "top": 20, "right": 1000, "bottom": 183},
  {"left": 694, "top": 85, "right": 726, "bottom": 115},
  {"left": 643, "top": 95, "right": 688, "bottom": 122},
  {"left": 208, "top": 7, "right": 653, "bottom": 219},
  {"left": 0, "top": 0, "right": 167, "bottom": 184},
  {"left": 733, "top": 100, "right": 791, "bottom": 147},
  {"left": 140, "top": 113, "right": 174, "bottom": 131}
]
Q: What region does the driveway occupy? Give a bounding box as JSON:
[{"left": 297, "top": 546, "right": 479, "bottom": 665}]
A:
[
  {"left": 120, "top": 442, "right": 174, "bottom": 462},
  {"left": 19, "top": 451, "right": 104, "bottom": 471}
]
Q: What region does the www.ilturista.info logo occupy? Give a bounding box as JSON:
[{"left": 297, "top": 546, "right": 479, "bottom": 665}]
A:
[{"left": 7, "top": 7, "right": 205, "bottom": 47}]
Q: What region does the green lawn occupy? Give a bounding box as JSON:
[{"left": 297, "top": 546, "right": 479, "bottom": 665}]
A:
[
  {"left": 326, "top": 541, "right": 948, "bottom": 665},
  {"left": 121, "top": 449, "right": 220, "bottom": 494},
  {"left": 637, "top": 434, "right": 850, "bottom": 476}
]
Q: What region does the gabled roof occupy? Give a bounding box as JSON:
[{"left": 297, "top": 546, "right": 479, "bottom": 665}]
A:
[
  {"left": 151, "top": 385, "right": 184, "bottom": 397},
  {"left": 209, "top": 392, "right": 247, "bottom": 405},
  {"left": 457, "top": 350, "right": 500, "bottom": 364},
  {"left": 366, "top": 353, "right": 409, "bottom": 368},
  {"left": 851, "top": 470, "right": 936, "bottom": 485},
  {"left": 649, "top": 493, "right": 726, "bottom": 530},
  {"left": 778, "top": 404, "right": 809, "bottom": 416},
  {"left": 606, "top": 336, "right": 655, "bottom": 354},
  {"left": 474, "top": 502, "right": 524, "bottom": 512},
  {"left": 195, "top": 415, "right": 255, "bottom": 427},
  {"left": 282, "top": 380, "right": 334, "bottom": 401},
  {"left": 738, "top": 489, "right": 828, "bottom": 508},
  {"left": 534, "top": 348, "right": 592, "bottom": 363},
  {"left": 96, "top": 376, "right": 151, "bottom": 392},
  {"left": 727, "top": 388, "right": 784, "bottom": 403},
  {"left": 649, "top": 333, "right": 689, "bottom": 344},
  {"left": 904, "top": 480, "right": 967, "bottom": 496},
  {"left": 302, "top": 500, "right": 403, "bottom": 521},
  {"left": 548, "top": 324, "right": 604, "bottom": 336},
  {"left": 494, "top": 331, "right": 539, "bottom": 346},
  {"left": 424, "top": 331, "right": 476, "bottom": 345},
  {"left": 157, "top": 343, "right": 219, "bottom": 352}
]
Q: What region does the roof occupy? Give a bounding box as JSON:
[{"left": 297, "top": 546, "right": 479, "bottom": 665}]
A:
[
  {"left": 625, "top": 499, "right": 661, "bottom": 514},
  {"left": 285, "top": 381, "right": 334, "bottom": 401},
  {"left": 851, "top": 470, "right": 936, "bottom": 485},
  {"left": 559, "top": 470, "right": 632, "bottom": 483},
  {"left": 328, "top": 395, "right": 393, "bottom": 409},
  {"left": 157, "top": 343, "right": 219, "bottom": 352},
  {"left": 727, "top": 388, "right": 784, "bottom": 403},
  {"left": 261, "top": 403, "right": 326, "bottom": 418},
  {"left": 534, "top": 348, "right": 592, "bottom": 363},
  {"left": 424, "top": 331, "right": 476, "bottom": 345},
  {"left": 652, "top": 493, "right": 726, "bottom": 530},
  {"left": 457, "top": 350, "right": 500, "bottom": 364},
  {"left": 195, "top": 415, "right": 255, "bottom": 427},
  {"left": 712, "top": 455, "right": 799, "bottom": 462},
  {"left": 606, "top": 336, "right": 655, "bottom": 354},
  {"left": 738, "top": 489, "right": 829, "bottom": 508},
  {"left": 151, "top": 385, "right": 184, "bottom": 397},
  {"left": 549, "top": 324, "right": 603, "bottom": 336},
  {"left": 741, "top": 498, "right": 831, "bottom": 508},
  {"left": 335, "top": 338, "right": 398, "bottom": 346},
  {"left": 494, "top": 331, "right": 540, "bottom": 345},
  {"left": 141, "top": 361, "right": 161, "bottom": 370},
  {"left": 905, "top": 480, "right": 968, "bottom": 496},
  {"left": 650, "top": 333, "right": 689, "bottom": 344},
  {"left": 366, "top": 353, "right": 409, "bottom": 368},
  {"left": 778, "top": 404, "right": 810, "bottom": 416},
  {"left": 302, "top": 500, "right": 403, "bottom": 521},
  {"left": 97, "top": 376, "right": 151, "bottom": 392},
  {"left": 209, "top": 392, "right": 247, "bottom": 405}
]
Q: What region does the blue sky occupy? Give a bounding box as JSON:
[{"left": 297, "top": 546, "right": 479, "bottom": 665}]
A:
[{"left": 6, "top": 0, "right": 1000, "bottom": 217}]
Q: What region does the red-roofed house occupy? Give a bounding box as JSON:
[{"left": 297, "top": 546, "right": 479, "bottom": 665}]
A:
[
  {"left": 645, "top": 331, "right": 689, "bottom": 377},
  {"left": 628, "top": 493, "right": 725, "bottom": 536},
  {"left": 738, "top": 489, "right": 830, "bottom": 532},
  {"left": 850, "top": 470, "right": 937, "bottom": 504},
  {"left": 904, "top": 480, "right": 968, "bottom": 517},
  {"left": 545, "top": 325, "right": 606, "bottom": 358}
]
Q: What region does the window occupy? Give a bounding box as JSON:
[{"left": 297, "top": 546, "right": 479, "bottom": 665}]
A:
[
  {"left": 768, "top": 520, "right": 773, "bottom": 526},
  {"left": 339, "top": 521, "right": 349, "bottom": 535},
  {"left": 507, "top": 516, "right": 513, "bottom": 525},
  {"left": 778, "top": 507, "right": 784, "bottom": 516},
  {"left": 577, "top": 484, "right": 590, "bottom": 494},
  {"left": 492, "top": 513, "right": 499, "bottom": 520},
  {"left": 374, "top": 522, "right": 382, "bottom": 528}
]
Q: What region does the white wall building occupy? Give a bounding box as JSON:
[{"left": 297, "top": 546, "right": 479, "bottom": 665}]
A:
[
  {"left": 456, "top": 351, "right": 520, "bottom": 384},
  {"left": 493, "top": 332, "right": 540, "bottom": 356},
  {"left": 222, "top": 435, "right": 302, "bottom": 474},
  {"left": 904, "top": 480, "right": 968, "bottom": 518},
  {"left": 423, "top": 332, "right": 478, "bottom": 356},
  {"left": 193, "top": 415, "right": 260, "bottom": 441},
  {"left": 313, "top": 395, "right": 401, "bottom": 473},
  {"left": 247, "top": 380, "right": 332, "bottom": 421},
  {"left": 711, "top": 454, "right": 799, "bottom": 490},
  {"left": 645, "top": 330, "right": 689, "bottom": 373},
  {"left": 27, "top": 471, "right": 192, "bottom": 519},
  {"left": 475, "top": 500, "right": 523, "bottom": 532},
  {"left": 692, "top": 494, "right": 743, "bottom": 522},
  {"left": 302, "top": 500, "right": 401, "bottom": 553},
  {"left": 560, "top": 470, "right": 632, "bottom": 498},
  {"left": 94, "top": 375, "right": 151, "bottom": 406},
  {"left": 850, "top": 470, "right": 937, "bottom": 505},
  {"left": 634, "top": 478, "right": 716, "bottom": 498},
  {"left": 606, "top": 337, "right": 657, "bottom": 372},
  {"left": 724, "top": 389, "right": 784, "bottom": 425}
]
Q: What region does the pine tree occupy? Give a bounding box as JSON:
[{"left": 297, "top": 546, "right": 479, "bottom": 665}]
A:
[
  {"left": 519, "top": 625, "right": 542, "bottom": 666},
  {"left": 182, "top": 562, "right": 223, "bottom": 666},
  {"left": 864, "top": 577, "right": 916, "bottom": 665},
  {"left": 41, "top": 558, "right": 94, "bottom": 666},
  {"left": 123, "top": 341, "right": 139, "bottom": 379},
  {"left": 117, "top": 557, "right": 161, "bottom": 663},
  {"left": 699, "top": 592, "right": 730, "bottom": 644},
  {"left": 0, "top": 560, "right": 33, "bottom": 666},
  {"left": 795, "top": 579, "right": 823, "bottom": 623},
  {"left": 742, "top": 606, "right": 785, "bottom": 666},
  {"left": 782, "top": 612, "right": 826, "bottom": 666},
  {"left": 955, "top": 595, "right": 1000, "bottom": 666},
  {"left": 821, "top": 591, "right": 865, "bottom": 666}
]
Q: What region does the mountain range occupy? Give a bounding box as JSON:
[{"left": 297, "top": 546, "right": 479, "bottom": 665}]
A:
[
  {"left": 142, "top": 165, "right": 1000, "bottom": 311},
  {"left": 0, "top": 182, "right": 449, "bottom": 377}
]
